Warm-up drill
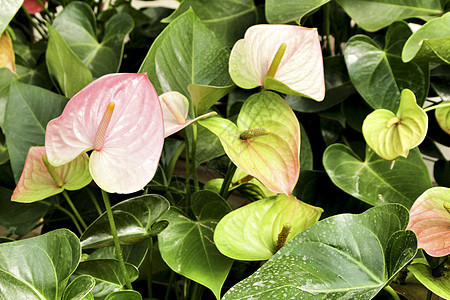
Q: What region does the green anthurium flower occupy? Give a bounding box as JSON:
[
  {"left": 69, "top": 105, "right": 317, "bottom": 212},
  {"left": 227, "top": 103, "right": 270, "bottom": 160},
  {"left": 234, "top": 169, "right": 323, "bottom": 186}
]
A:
[
  {"left": 11, "top": 146, "right": 91, "bottom": 203},
  {"left": 362, "top": 89, "right": 428, "bottom": 160},
  {"left": 214, "top": 194, "right": 323, "bottom": 261},
  {"left": 435, "top": 101, "right": 450, "bottom": 135}
]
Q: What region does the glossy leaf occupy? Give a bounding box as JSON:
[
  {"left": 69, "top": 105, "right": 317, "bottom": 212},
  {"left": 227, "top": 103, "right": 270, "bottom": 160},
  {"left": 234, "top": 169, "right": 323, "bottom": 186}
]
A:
[
  {"left": 336, "top": 0, "right": 442, "bottom": 31},
  {"left": 53, "top": 2, "right": 133, "bottom": 77},
  {"left": 344, "top": 24, "right": 428, "bottom": 112},
  {"left": 408, "top": 261, "right": 450, "bottom": 299},
  {"left": 4, "top": 81, "right": 67, "bottom": 182},
  {"left": 214, "top": 194, "right": 323, "bottom": 260},
  {"left": 62, "top": 275, "right": 95, "bottom": 300},
  {"left": 158, "top": 190, "right": 233, "bottom": 299},
  {"left": 0, "top": 0, "right": 23, "bottom": 34},
  {"left": 88, "top": 239, "right": 149, "bottom": 269},
  {"left": 323, "top": 144, "right": 432, "bottom": 209},
  {"left": 11, "top": 147, "right": 91, "bottom": 203},
  {"left": 403, "top": 12, "right": 450, "bottom": 64},
  {"left": 0, "top": 229, "right": 81, "bottom": 300},
  {"left": 229, "top": 24, "right": 325, "bottom": 100},
  {"left": 435, "top": 101, "right": 450, "bottom": 134},
  {"left": 45, "top": 73, "right": 164, "bottom": 194},
  {"left": 81, "top": 194, "right": 170, "bottom": 249},
  {"left": 162, "top": 0, "right": 257, "bottom": 46},
  {"left": 223, "top": 204, "right": 417, "bottom": 299},
  {"left": 46, "top": 24, "right": 92, "bottom": 98},
  {"left": 0, "top": 67, "right": 17, "bottom": 128},
  {"left": 407, "top": 187, "right": 450, "bottom": 257},
  {"left": 73, "top": 259, "right": 139, "bottom": 299},
  {"left": 0, "top": 32, "right": 15, "bottom": 73},
  {"left": 199, "top": 91, "right": 300, "bottom": 195},
  {"left": 104, "top": 290, "right": 142, "bottom": 300},
  {"left": 189, "top": 124, "right": 225, "bottom": 168},
  {"left": 362, "top": 89, "right": 428, "bottom": 160},
  {"left": 265, "top": 0, "right": 330, "bottom": 24},
  {"left": 139, "top": 9, "right": 233, "bottom": 116}
]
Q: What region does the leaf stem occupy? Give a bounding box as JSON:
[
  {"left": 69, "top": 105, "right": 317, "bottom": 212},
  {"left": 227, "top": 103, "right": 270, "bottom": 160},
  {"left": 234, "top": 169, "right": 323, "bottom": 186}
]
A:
[
  {"left": 384, "top": 285, "right": 400, "bottom": 300},
  {"left": 54, "top": 204, "right": 83, "bottom": 235},
  {"left": 426, "top": 289, "right": 433, "bottom": 300},
  {"left": 424, "top": 102, "right": 450, "bottom": 112},
  {"left": 21, "top": 7, "right": 46, "bottom": 39},
  {"left": 36, "top": 0, "right": 54, "bottom": 19},
  {"left": 220, "top": 162, "right": 237, "bottom": 199},
  {"left": 147, "top": 238, "right": 153, "bottom": 298},
  {"left": 164, "top": 271, "right": 175, "bottom": 300},
  {"left": 191, "top": 123, "right": 199, "bottom": 191},
  {"left": 62, "top": 190, "right": 87, "bottom": 230},
  {"left": 101, "top": 189, "right": 133, "bottom": 290},
  {"left": 324, "top": 2, "right": 331, "bottom": 55},
  {"left": 86, "top": 187, "right": 103, "bottom": 215}
]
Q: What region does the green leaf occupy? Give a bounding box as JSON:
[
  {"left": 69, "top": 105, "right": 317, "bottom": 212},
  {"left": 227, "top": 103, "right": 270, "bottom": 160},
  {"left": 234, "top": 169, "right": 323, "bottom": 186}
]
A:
[
  {"left": 46, "top": 24, "right": 92, "bottom": 98},
  {"left": 73, "top": 259, "right": 139, "bottom": 299},
  {"left": 104, "top": 290, "right": 142, "bottom": 300},
  {"left": 81, "top": 194, "right": 170, "bottom": 249},
  {"left": 162, "top": 0, "right": 257, "bottom": 47},
  {"left": 62, "top": 275, "right": 95, "bottom": 300},
  {"left": 53, "top": 2, "right": 134, "bottom": 77},
  {"left": 186, "top": 124, "right": 225, "bottom": 168},
  {"left": 158, "top": 190, "right": 233, "bottom": 299},
  {"left": 0, "top": 229, "right": 81, "bottom": 300},
  {"left": 300, "top": 123, "right": 313, "bottom": 171},
  {"left": 336, "top": 0, "right": 442, "bottom": 31},
  {"left": 223, "top": 204, "right": 417, "bottom": 299},
  {"left": 139, "top": 9, "right": 233, "bottom": 116},
  {"left": 4, "top": 81, "right": 67, "bottom": 183},
  {"left": 87, "top": 239, "right": 149, "bottom": 269},
  {"left": 344, "top": 23, "right": 429, "bottom": 112},
  {"left": 199, "top": 91, "right": 300, "bottom": 195},
  {"left": 215, "top": 194, "right": 323, "bottom": 260},
  {"left": 403, "top": 12, "right": 450, "bottom": 64},
  {"left": 435, "top": 101, "right": 450, "bottom": 134},
  {"left": 362, "top": 89, "right": 428, "bottom": 160},
  {"left": 0, "top": 0, "right": 24, "bottom": 34},
  {"left": 408, "top": 262, "right": 450, "bottom": 299},
  {"left": 323, "top": 144, "right": 432, "bottom": 208},
  {"left": 0, "top": 67, "right": 17, "bottom": 128},
  {"left": 265, "top": 0, "right": 331, "bottom": 24}
]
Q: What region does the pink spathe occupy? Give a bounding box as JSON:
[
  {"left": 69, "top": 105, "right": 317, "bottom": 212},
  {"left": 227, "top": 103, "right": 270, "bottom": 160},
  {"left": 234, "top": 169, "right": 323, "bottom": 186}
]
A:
[{"left": 45, "top": 73, "right": 164, "bottom": 194}]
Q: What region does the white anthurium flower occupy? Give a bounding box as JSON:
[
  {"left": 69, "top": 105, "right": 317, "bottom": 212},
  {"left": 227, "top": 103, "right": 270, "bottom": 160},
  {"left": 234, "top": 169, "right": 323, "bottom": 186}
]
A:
[
  {"left": 229, "top": 24, "right": 325, "bottom": 101},
  {"left": 159, "top": 91, "right": 216, "bottom": 137}
]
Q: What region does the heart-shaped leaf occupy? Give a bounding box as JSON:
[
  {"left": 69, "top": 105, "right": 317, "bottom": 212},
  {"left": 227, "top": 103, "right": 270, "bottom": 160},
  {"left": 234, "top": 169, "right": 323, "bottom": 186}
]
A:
[
  {"left": 139, "top": 9, "right": 234, "bottom": 116},
  {"left": 223, "top": 204, "right": 417, "bottom": 299},
  {"left": 362, "top": 89, "right": 428, "bottom": 160},
  {"left": 53, "top": 2, "right": 133, "bottom": 77},
  {"left": 214, "top": 194, "right": 323, "bottom": 260},
  {"left": 229, "top": 24, "right": 325, "bottom": 100},
  {"left": 157, "top": 190, "right": 233, "bottom": 299},
  {"left": 402, "top": 12, "right": 450, "bottom": 64},
  {"left": 46, "top": 24, "right": 92, "bottom": 98},
  {"left": 344, "top": 22, "right": 428, "bottom": 112},
  {"left": 323, "top": 144, "right": 432, "bottom": 209},
  {"left": 0, "top": 229, "right": 81, "bottom": 300},
  {"left": 199, "top": 91, "right": 300, "bottom": 195},
  {"left": 104, "top": 290, "right": 142, "bottom": 300},
  {"left": 62, "top": 275, "right": 95, "bottom": 300},
  {"left": 81, "top": 194, "right": 170, "bottom": 249},
  {"left": 11, "top": 147, "right": 91, "bottom": 203},
  {"left": 407, "top": 187, "right": 450, "bottom": 257},
  {"left": 4, "top": 81, "right": 67, "bottom": 182},
  {"left": 0, "top": 32, "right": 15, "bottom": 73},
  {"left": 0, "top": 0, "right": 24, "bottom": 34},
  {"left": 73, "top": 259, "right": 139, "bottom": 299},
  {"left": 408, "top": 260, "right": 450, "bottom": 299},
  {"left": 435, "top": 101, "right": 450, "bottom": 134},
  {"left": 162, "top": 0, "right": 257, "bottom": 47},
  {"left": 336, "top": 0, "right": 441, "bottom": 32},
  {"left": 265, "top": 0, "right": 331, "bottom": 24},
  {"left": 87, "top": 239, "right": 149, "bottom": 269}
]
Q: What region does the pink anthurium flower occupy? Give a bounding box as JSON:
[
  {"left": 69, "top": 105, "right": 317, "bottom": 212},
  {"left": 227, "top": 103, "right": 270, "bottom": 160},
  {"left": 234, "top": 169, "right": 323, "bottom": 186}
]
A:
[
  {"left": 229, "top": 24, "right": 325, "bottom": 101},
  {"left": 45, "top": 73, "right": 164, "bottom": 194},
  {"left": 407, "top": 187, "right": 450, "bottom": 257},
  {"left": 11, "top": 146, "right": 91, "bottom": 203},
  {"left": 23, "top": 0, "right": 46, "bottom": 14},
  {"left": 159, "top": 91, "right": 216, "bottom": 137}
]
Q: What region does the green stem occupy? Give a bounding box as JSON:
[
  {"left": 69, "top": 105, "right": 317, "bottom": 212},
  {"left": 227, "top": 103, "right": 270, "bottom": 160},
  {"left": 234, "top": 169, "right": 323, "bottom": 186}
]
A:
[
  {"left": 190, "top": 282, "right": 199, "bottom": 300},
  {"left": 62, "top": 190, "right": 87, "bottom": 230},
  {"left": 86, "top": 188, "right": 103, "bottom": 215},
  {"left": 324, "top": 2, "right": 331, "bottom": 55},
  {"left": 220, "top": 162, "right": 237, "bottom": 199},
  {"left": 384, "top": 285, "right": 400, "bottom": 300},
  {"left": 147, "top": 238, "right": 153, "bottom": 298},
  {"left": 424, "top": 102, "right": 450, "bottom": 112},
  {"left": 266, "top": 43, "right": 287, "bottom": 78},
  {"left": 54, "top": 204, "right": 83, "bottom": 235},
  {"left": 426, "top": 289, "right": 433, "bottom": 300},
  {"left": 21, "top": 7, "right": 46, "bottom": 39},
  {"left": 164, "top": 271, "right": 175, "bottom": 300},
  {"left": 36, "top": 0, "right": 54, "bottom": 19},
  {"left": 191, "top": 123, "right": 199, "bottom": 191},
  {"left": 101, "top": 190, "right": 133, "bottom": 290}
]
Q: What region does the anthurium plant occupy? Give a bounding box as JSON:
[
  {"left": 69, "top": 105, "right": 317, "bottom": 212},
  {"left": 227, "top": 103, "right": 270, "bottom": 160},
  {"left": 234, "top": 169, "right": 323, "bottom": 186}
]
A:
[{"left": 0, "top": 1, "right": 449, "bottom": 299}]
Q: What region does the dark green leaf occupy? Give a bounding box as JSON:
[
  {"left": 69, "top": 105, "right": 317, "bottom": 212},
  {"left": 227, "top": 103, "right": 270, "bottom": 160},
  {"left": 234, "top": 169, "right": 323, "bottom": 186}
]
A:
[
  {"left": 187, "top": 124, "right": 225, "bottom": 168},
  {"left": 87, "top": 239, "right": 150, "bottom": 268},
  {"left": 62, "top": 275, "right": 95, "bottom": 300},
  {"left": 300, "top": 123, "right": 313, "bottom": 171},
  {"left": 266, "top": 0, "right": 330, "bottom": 24}
]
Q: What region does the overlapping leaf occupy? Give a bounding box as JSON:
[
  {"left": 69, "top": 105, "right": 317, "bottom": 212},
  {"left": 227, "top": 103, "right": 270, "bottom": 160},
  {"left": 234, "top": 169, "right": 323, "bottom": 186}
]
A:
[
  {"left": 435, "top": 101, "right": 450, "bottom": 134},
  {"left": 265, "top": 0, "right": 331, "bottom": 24},
  {"left": 62, "top": 275, "right": 95, "bottom": 300},
  {"left": 223, "top": 204, "right": 417, "bottom": 299},
  {"left": 199, "top": 91, "right": 300, "bottom": 195},
  {"left": 323, "top": 144, "right": 432, "bottom": 208},
  {"left": 408, "top": 259, "right": 450, "bottom": 299}
]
